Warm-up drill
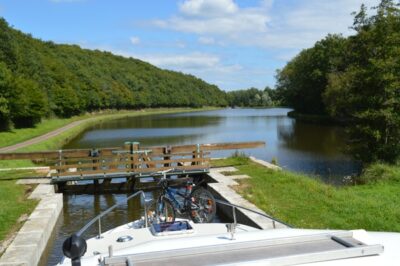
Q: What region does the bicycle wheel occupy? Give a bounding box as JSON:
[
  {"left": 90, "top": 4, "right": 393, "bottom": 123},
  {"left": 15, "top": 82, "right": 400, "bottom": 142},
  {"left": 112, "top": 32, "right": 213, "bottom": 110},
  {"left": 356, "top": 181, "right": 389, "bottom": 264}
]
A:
[
  {"left": 156, "top": 196, "right": 176, "bottom": 223},
  {"left": 186, "top": 187, "right": 216, "bottom": 223}
]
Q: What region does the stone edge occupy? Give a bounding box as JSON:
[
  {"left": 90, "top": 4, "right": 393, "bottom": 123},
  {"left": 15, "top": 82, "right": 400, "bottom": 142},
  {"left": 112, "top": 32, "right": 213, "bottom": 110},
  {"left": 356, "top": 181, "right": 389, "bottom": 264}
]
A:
[{"left": 0, "top": 183, "right": 63, "bottom": 266}]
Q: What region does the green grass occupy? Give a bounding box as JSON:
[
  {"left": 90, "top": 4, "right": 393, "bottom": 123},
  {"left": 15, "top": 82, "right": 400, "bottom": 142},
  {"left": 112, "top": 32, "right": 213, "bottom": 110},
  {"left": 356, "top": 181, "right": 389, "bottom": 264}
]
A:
[
  {"left": 213, "top": 157, "right": 400, "bottom": 232},
  {"left": 0, "top": 170, "right": 38, "bottom": 242}
]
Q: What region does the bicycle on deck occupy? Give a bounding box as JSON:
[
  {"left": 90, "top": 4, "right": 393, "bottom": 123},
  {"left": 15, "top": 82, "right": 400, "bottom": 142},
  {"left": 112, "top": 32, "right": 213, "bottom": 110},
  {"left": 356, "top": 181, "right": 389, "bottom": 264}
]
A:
[{"left": 149, "top": 169, "right": 216, "bottom": 224}]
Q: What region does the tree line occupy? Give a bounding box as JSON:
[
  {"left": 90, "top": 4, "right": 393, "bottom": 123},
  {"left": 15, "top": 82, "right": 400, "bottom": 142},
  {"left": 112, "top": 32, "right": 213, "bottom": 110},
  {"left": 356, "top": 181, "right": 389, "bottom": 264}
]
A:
[
  {"left": 275, "top": 0, "right": 400, "bottom": 163},
  {"left": 226, "top": 87, "right": 280, "bottom": 107},
  {"left": 0, "top": 18, "right": 228, "bottom": 129}
]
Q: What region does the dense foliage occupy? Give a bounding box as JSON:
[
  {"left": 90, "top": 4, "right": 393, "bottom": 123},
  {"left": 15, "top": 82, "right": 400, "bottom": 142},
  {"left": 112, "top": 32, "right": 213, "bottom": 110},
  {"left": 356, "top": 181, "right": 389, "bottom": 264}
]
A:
[
  {"left": 275, "top": 34, "right": 347, "bottom": 115},
  {"left": 227, "top": 87, "right": 279, "bottom": 107},
  {"left": 0, "top": 18, "right": 227, "bottom": 129},
  {"left": 276, "top": 0, "right": 400, "bottom": 163}
]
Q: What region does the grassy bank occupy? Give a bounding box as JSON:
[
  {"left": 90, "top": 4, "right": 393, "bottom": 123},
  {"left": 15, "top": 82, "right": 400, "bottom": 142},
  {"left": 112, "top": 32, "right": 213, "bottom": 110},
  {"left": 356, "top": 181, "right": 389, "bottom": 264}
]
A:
[
  {"left": 213, "top": 157, "right": 400, "bottom": 232},
  {"left": 0, "top": 170, "right": 38, "bottom": 244}
]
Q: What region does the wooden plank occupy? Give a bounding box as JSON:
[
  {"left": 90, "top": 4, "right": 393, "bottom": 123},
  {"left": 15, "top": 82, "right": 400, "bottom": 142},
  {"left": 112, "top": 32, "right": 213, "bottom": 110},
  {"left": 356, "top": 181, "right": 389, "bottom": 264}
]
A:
[
  {"left": 52, "top": 164, "right": 209, "bottom": 178},
  {"left": 142, "top": 153, "right": 156, "bottom": 168},
  {"left": 0, "top": 142, "right": 264, "bottom": 160},
  {"left": 51, "top": 161, "right": 135, "bottom": 170},
  {"left": 137, "top": 157, "right": 209, "bottom": 165},
  {"left": 49, "top": 152, "right": 210, "bottom": 164},
  {"left": 0, "top": 147, "right": 119, "bottom": 160},
  {"left": 52, "top": 158, "right": 209, "bottom": 172}
]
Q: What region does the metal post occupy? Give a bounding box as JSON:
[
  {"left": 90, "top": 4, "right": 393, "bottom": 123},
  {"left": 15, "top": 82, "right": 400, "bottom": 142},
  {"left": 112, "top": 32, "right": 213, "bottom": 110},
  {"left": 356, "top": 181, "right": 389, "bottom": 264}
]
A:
[
  {"left": 97, "top": 218, "right": 102, "bottom": 239},
  {"left": 230, "top": 206, "right": 237, "bottom": 240},
  {"left": 108, "top": 245, "right": 113, "bottom": 257},
  {"left": 71, "top": 258, "right": 81, "bottom": 266},
  {"left": 233, "top": 206, "right": 237, "bottom": 226},
  {"left": 58, "top": 150, "right": 63, "bottom": 177},
  {"left": 143, "top": 192, "right": 148, "bottom": 228}
]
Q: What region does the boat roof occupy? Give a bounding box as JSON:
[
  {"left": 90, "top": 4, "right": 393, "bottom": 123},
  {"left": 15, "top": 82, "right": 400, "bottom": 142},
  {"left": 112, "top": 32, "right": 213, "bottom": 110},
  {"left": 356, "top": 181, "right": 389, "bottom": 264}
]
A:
[{"left": 59, "top": 220, "right": 400, "bottom": 266}]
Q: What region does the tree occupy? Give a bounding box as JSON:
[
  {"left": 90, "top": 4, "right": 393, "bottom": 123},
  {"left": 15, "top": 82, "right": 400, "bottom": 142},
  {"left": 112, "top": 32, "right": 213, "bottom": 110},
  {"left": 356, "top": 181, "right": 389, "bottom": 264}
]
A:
[
  {"left": 275, "top": 34, "right": 347, "bottom": 115},
  {"left": 50, "top": 85, "right": 80, "bottom": 117},
  {"left": 0, "top": 62, "right": 12, "bottom": 129},
  {"left": 9, "top": 77, "right": 48, "bottom": 127},
  {"left": 324, "top": 0, "right": 400, "bottom": 163}
]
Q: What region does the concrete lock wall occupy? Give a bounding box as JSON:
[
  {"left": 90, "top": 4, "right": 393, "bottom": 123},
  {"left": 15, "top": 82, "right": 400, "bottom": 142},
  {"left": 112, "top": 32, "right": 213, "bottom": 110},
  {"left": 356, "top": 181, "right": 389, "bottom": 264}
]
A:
[{"left": 0, "top": 183, "right": 63, "bottom": 266}]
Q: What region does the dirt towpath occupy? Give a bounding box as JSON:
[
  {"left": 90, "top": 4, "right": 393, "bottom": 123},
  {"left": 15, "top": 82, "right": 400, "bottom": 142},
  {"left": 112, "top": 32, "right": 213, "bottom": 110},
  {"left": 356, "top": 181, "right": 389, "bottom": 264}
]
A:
[{"left": 0, "top": 118, "right": 91, "bottom": 152}]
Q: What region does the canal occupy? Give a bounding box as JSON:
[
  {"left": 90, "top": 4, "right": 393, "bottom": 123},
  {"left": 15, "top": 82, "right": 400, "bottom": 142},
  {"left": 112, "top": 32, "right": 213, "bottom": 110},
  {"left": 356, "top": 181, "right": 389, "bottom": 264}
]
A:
[
  {"left": 45, "top": 108, "right": 360, "bottom": 265},
  {"left": 65, "top": 108, "right": 359, "bottom": 178}
]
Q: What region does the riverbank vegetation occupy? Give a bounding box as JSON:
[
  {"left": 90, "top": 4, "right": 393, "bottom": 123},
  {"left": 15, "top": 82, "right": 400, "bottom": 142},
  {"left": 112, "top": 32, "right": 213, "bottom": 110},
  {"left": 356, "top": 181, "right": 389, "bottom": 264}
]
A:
[
  {"left": 226, "top": 87, "right": 280, "bottom": 107},
  {"left": 0, "top": 170, "right": 37, "bottom": 244},
  {"left": 0, "top": 18, "right": 227, "bottom": 130},
  {"left": 275, "top": 0, "right": 400, "bottom": 164},
  {"left": 213, "top": 157, "right": 400, "bottom": 231}
]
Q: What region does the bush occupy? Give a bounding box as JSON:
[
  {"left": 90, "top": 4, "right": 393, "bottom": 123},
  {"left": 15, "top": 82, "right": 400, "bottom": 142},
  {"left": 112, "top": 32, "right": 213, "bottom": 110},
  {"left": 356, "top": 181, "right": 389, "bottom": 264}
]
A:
[
  {"left": 356, "top": 163, "right": 400, "bottom": 184},
  {"left": 230, "top": 150, "right": 250, "bottom": 164}
]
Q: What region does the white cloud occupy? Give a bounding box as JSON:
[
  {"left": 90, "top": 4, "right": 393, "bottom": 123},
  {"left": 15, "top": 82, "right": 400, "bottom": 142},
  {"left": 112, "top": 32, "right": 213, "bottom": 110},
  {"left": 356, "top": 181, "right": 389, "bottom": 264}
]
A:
[
  {"left": 154, "top": 1, "right": 269, "bottom": 37},
  {"left": 198, "top": 36, "right": 215, "bottom": 45},
  {"left": 179, "top": 0, "right": 238, "bottom": 17},
  {"left": 176, "top": 41, "right": 186, "bottom": 48},
  {"left": 129, "top": 52, "right": 250, "bottom": 89},
  {"left": 151, "top": 0, "right": 380, "bottom": 49},
  {"left": 130, "top": 36, "right": 140, "bottom": 45},
  {"left": 133, "top": 52, "right": 220, "bottom": 69}
]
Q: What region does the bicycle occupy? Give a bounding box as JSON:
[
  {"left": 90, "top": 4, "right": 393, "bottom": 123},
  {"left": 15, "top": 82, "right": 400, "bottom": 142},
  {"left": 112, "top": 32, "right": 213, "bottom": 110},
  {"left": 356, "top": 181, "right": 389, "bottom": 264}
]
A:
[{"left": 151, "top": 169, "right": 216, "bottom": 224}]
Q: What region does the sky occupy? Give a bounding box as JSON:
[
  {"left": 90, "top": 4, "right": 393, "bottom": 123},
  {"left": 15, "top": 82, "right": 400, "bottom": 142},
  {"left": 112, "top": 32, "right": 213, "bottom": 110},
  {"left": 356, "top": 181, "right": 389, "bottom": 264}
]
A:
[{"left": 0, "top": 0, "right": 381, "bottom": 91}]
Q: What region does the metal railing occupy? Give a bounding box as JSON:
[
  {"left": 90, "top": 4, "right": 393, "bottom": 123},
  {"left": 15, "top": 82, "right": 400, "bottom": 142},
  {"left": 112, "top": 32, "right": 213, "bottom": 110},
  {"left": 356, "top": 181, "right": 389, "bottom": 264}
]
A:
[
  {"left": 77, "top": 190, "right": 149, "bottom": 238},
  {"left": 60, "top": 190, "right": 149, "bottom": 264},
  {"left": 214, "top": 199, "right": 293, "bottom": 229}
]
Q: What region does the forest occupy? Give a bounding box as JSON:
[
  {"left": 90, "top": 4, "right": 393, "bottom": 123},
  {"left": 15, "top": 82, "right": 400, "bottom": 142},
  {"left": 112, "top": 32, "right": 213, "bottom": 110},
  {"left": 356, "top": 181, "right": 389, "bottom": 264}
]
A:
[
  {"left": 0, "top": 18, "right": 228, "bottom": 130},
  {"left": 226, "top": 87, "right": 280, "bottom": 107},
  {"left": 275, "top": 0, "right": 400, "bottom": 163}
]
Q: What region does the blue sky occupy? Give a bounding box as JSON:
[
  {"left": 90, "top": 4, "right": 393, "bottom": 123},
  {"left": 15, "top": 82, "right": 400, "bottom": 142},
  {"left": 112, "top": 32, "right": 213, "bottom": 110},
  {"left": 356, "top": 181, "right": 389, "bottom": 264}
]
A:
[{"left": 0, "top": 0, "right": 380, "bottom": 91}]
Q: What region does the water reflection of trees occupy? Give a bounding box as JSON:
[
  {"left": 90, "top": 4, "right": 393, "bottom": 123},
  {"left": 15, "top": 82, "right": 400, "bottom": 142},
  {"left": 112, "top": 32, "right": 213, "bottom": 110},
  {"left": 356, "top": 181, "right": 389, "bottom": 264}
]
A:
[
  {"left": 99, "top": 115, "right": 224, "bottom": 129},
  {"left": 277, "top": 120, "right": 348, "bottom": 158}
]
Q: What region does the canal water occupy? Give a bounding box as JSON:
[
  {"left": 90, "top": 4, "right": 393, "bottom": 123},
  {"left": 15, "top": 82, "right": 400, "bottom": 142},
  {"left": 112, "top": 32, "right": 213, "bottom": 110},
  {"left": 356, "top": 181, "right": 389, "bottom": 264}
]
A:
[
  {"left": 45, "top": 108, "right": 360, "bottom": 265},
  {"left": 65, "top": 108, "right": 360, "bottom": 178}
]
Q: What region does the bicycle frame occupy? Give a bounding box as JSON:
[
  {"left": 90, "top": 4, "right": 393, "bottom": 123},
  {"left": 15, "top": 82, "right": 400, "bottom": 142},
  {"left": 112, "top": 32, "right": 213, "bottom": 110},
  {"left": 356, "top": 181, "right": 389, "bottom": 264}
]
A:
[{"left": 163, "top": 186, "right": 191, "bottom": 212}]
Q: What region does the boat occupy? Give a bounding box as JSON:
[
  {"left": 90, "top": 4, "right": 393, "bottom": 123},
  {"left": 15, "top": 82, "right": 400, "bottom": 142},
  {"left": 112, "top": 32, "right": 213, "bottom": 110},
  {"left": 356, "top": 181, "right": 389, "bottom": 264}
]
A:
[{"left": 57, "top": 190, "right": 400, "bottom": 266}]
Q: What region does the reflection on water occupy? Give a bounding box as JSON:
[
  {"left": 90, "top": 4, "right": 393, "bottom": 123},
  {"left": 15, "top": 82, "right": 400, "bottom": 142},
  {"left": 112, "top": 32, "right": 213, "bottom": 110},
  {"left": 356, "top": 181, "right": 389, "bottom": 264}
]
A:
[{"left": 65, "top": 108, "right": 360, "bottom": 178}]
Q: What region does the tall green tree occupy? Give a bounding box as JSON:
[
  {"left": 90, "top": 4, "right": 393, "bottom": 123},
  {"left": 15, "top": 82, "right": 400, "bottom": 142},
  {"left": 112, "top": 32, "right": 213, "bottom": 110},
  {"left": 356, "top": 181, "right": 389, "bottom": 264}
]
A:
[
  {"left": 275, "top": 34, "right": 347, "bottom": 115},
  {"left": 0, "top": 63, "right": 12, "bottom": 129},
  {"left": 9, "top": 77, "right": 48, "bottom": 127},
  {"left": 50, "top": 85, "right": 80, "bottom": 117},
  {"left": 324, "top": 0, "right": 400, "bottom": 163}
]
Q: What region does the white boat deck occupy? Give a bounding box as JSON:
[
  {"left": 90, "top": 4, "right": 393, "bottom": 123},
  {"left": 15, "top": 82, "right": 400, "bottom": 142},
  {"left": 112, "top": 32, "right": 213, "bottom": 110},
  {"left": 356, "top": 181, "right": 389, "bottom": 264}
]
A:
[{"left": 58, "top": 219, "right": 400, "bottom": 266}]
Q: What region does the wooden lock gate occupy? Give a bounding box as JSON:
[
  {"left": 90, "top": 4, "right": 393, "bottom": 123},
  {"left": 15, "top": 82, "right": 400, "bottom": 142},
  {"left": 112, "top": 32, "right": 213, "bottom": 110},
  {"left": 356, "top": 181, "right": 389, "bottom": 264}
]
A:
[{"left": 0, "top": 141, "right": 265, "bottom": 192}]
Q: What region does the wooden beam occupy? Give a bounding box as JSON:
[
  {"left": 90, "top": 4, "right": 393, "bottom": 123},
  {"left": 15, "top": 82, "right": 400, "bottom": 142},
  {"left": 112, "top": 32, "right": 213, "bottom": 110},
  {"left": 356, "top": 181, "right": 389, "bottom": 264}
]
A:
[{"left": 0, "top": 141, "right": 265, "bottom": 160}]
